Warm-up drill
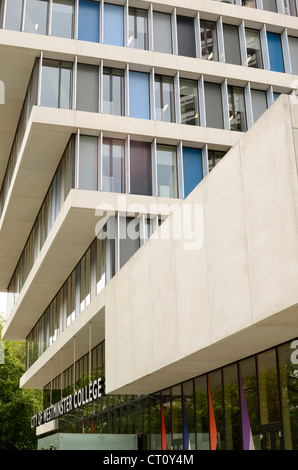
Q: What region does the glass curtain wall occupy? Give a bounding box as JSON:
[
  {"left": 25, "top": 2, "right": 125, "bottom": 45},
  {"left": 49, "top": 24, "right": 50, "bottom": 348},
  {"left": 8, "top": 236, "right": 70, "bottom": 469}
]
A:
[{"left": 50, "top": 338, "right": 298, "bottom": 450}]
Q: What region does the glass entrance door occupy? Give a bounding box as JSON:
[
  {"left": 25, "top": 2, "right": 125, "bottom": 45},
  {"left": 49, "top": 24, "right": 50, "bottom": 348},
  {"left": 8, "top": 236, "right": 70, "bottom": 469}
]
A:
[{"left": 261, "top": 423, "right": 283, "bottom": 450}]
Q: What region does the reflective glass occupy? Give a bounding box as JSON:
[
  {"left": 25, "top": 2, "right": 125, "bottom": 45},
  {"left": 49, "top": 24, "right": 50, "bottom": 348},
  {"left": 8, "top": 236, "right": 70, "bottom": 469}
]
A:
[
  {"left": 200, "top": 20, "right": 218, "bottom": 61},
  {"left": 180, "top": 79, "right": 199, "bottom": 126},
  {"left": 128, "top": 8, "right": 148, "bottom": 50},
  {"left": 228, "top": 86, "right": 247, "bottom": 132},
  {"left": 102, "top": 138, "right": 125, "bottom": 193},
  {"left": 24, "top": 0, "right": 48, "bottom": 35},
  {"left": 5, "top": 0, "right": 23, "bottom": 31},
  {"left": 156, "top": 145, "right": 178, "bottom": 198},
  {"left": 155, "top": 75, "right": 175, "bottom": 123},
  {"left": 52, "top": 0, "right": 74, "bottom": 39},
  {"left": 245, "top": 29, "right": 263, "bottom": 68},
  {"left": 103, "top": 68, "right": 124, "bottom": 116}
]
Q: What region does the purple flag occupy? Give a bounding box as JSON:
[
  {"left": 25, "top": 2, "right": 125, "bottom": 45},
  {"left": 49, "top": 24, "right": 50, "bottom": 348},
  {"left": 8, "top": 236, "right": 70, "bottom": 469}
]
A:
[{"left": 239, "top": 370, "right": 255, "bottom": 450}]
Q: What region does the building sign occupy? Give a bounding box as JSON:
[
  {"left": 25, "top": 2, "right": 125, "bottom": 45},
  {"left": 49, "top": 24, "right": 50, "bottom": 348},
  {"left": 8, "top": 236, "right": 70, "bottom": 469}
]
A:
[{"left": 31, "top": 377, "right": 105, "bottom": 429}]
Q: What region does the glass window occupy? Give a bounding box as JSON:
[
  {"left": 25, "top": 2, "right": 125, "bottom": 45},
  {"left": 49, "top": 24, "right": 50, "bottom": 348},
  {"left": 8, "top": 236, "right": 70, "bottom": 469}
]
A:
[
  {"left": 194, "top": 376, "right": 209, "bottom": 450},
  {"left": 267, "top": 32, "right": 285, "bottom": 73},
  {"left": 171, "top": 385, "right": 183, "bottom": 449},
  {"left": 284, "top": 0, "right": 297, "bottom": 16},
  {"left": 223, "top": 364, "right": 241, "bottom": 450},
  {"left": 52, "top": 0, "right": 74, "bottom": 39},
  {"left": 278, "top": 341, "right": 298, "bottom": 450},
  {"left": 245, "top": 29, "right": 263, "bottom": 68},
  {"left": 208, "top": 149, "right": 226, "bottom": 172},
  {"left": 24, "top": 0, "right": 48, "bottom": 35},
  {"left": 180, "top": 79, "right": 199, "bottom": 126},
  {"left": 155, "top": 75, "right": 175, "bottom": 123},
  {"left": 239, "top": 357, "right": 261, "bottom": 450},
  {"left": 156, "top": 145, "right": 178, "bottom": 198},
  {"left": 103, "top": 68, "right": 124, "bottom": 116},
  {"left": 128, "top": 7, "right": 148, "bottom": 50},
  {"left": 130, "top": 141, "right": 152, "bottom": 196},
  {"left": 257, "top": 349, "right": 281, "bottom": 428},
  {"left": 5, "top": 0, "right": 23, "bottom": 31},
  {"left": 119, "top": 217, "right": 140, "bottom": 269},
  {"left": 79, "top": 135, "right": 98, "bottom": 191},
  {"left": 153, "top": 11, "right": 172, "bottom": 54},
  {"left": 96, "top": 236, "right": 106, "bottom": 295},
  {"left": 183, "top": 147, "right": 202, "bottom": 198},
  {"left": 208, "top": 371, "right": 224, "bottom": 450},
  {"left": 104, "top": 3, "right": 124, "bottom": 47},
  {"left": 288, "top": 36, "right": 298, "bottom": 75},
  {"left": 177, "top": 16, "right": 196, "bottom": 58},
  {"left": 242, "top": 0, "right": 256, "bottom": 6},
  {"left": 228, "top": 85, "right": 247, "bottom": 132},
  {"left": 102, "top": 138, "right": 125, "bottom": 193},
  {"left": 251, "top": 89, "right": 267, "bottom": 123},
  {"left": 263, "top": 0, "right": 277, "bottom": 12},
  {"left": 129, "top": 71, "right": 150, "bottom": 120},
  {"left": 200, "top": 20, "right": 218, "bottom": 61},
  {"left": 223, "top": 24, "right": 241, "bottom": 65},
  {"left": 77, "top": 63, "right": 99, "bottom": 113},
  {"left": 40, "top": 60, "right": 72, "bottom": 109},
  {"left": 78, "top": 0, "right": 99, "bottom": 43},
  {"left": 204, "top": 82, "right": 224, "bottom": 130}
]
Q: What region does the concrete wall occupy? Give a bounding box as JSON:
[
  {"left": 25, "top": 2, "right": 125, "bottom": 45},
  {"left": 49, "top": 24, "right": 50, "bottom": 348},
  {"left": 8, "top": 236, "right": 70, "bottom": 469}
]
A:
[{"left": 105, "top": 95, "right": 298, "bottom": 395}]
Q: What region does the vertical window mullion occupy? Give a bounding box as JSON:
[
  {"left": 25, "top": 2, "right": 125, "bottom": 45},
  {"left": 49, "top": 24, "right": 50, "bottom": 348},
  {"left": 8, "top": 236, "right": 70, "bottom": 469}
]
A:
[
  {"left": 222, "top": 80, "right": 230, "bottom": 131},
  {"left": 48, "top": 0, "right": 53, "bottom": 36},
  {"left": 2, "top": 0, "right": 7, "bottom": 29},
  {"left": 244, "top": 82, "right": 254, "bottom": 129},
  {"left": 195, "top": 12, "right": 201, "bottom": 59},
  {"left": 21, "top": 0, "right": 26, "bottom": 32},
  {"left": 74, "top": 0, "right": 79, "bottom": 40}
]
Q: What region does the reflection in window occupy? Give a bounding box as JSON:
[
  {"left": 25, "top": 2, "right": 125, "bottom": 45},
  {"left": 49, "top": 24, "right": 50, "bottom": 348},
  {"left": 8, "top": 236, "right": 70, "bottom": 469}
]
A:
[
  {"left": 119, "top": 217, "right": 140, "bottom": 269},
  {"left": 103, "top": 68, "right": 124, "bottom": 116},
  {"left": 40, "top": 59, "right": 72, "bottom": 109},
  {"left": 245, "top": 29, "right": 263, "bottom": 68},
  {"left": 102, "top": 138, "right": 125, "bottom": 193},
  {"left": 155, "top": 75, "right": 175, "bottom": 123},
  {"left": 183, "top": 147, "right": 202, "bottom": 197},
  {"left": 156, "top": 145, "right": 178, "bottom": 198},
  {"left": 200, "top": 20, "right": 218, "bottom": 61},
  {"left": 129, "top": 71, "right": 150, "bottom": 120},
  {"left": 52, "top": 0, "right": 74, "bottom": 39},
  {"left": 208, "top": 150, "right": 226, "bottom": 172},
  {"left": 180, "top": 79, "right": 199, "bottom": 126},
  {"left": 228, "top": 85, "right": 247, "bottom": 132},
  {"left": 24, "top": 0, "right": 48, "bottom": 35},
  {"left": 128, "top": 7, "right": 148, "bottom": 50}
]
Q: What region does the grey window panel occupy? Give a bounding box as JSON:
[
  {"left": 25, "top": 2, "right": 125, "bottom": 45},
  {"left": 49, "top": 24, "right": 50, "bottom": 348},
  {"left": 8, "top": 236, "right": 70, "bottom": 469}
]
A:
[
  {"left": 262, "top": 0, "right": 277, "bottom": 12},
  {"left": 177, "top": 15, "right": 196, "bottom": 58},
  {"left": 289, "top": 36, "right": 298, "bottom": 75},
  {"left": 52, "top": 0, "right": 74, "bottom": 39},
  {"left": 5, "top": 0, "right": 23, "bottom": 31},
  {"left": 24, "top": 0, "right": 48, "bottom": 35},
  {"left": 119, "top": 217, "right": 140, "bottom": 269},
  {"left": 223, "top": 24, "right": 241, "bottom": 65},
  {"left": 153, "top": 11, "right": 172, "bottom": 54},
  {"left": 204, "top": 82, "right": 224, "bottom": 129},
  {"left": 79, "top": 135, "right": 98, "bottom": 190},
  {"left": 77, "top": 64, "right": 99, "bottom": 113},
  {"left": 251, "top": 89, "right": 267, "bottom": 122}
]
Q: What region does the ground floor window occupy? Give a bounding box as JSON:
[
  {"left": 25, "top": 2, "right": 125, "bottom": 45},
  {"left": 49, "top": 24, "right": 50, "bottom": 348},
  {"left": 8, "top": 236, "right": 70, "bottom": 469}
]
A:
[{"left": 42, "top": 337, "right": 298, "bottom": 450}]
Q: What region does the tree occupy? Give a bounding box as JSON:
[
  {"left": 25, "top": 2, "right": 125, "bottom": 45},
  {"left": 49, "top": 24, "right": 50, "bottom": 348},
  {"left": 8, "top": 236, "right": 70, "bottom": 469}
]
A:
[{"left": 0, "top": 314, "right": 41, "bottom": 450}]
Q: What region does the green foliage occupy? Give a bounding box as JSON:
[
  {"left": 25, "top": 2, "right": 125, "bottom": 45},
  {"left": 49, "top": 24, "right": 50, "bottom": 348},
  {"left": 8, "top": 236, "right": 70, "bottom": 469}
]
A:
[{"left": 0, "top": 314, "right": 42, "bottom": 450}]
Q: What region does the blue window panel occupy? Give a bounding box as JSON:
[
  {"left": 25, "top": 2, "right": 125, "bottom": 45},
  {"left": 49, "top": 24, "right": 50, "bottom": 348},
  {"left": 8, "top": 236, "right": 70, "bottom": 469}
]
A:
[
  {"left": 267, "top": 33, "right": 284, "bottom": 73},
  {"left": 183, "top": 148, "right": 203, "bottom": 198},
  {"left": 78, "top": 0, "right": 99, "bottom": 43},
  {"left": 104, "top": 4, "right": 124, "bottom": 47},
  {"left": 129, "top": 71, "right": 150, "bottom": 120}
]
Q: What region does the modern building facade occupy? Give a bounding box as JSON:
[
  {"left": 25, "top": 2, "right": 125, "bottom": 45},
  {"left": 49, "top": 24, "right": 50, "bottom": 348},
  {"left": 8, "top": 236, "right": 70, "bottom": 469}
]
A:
[{"left": 0, "top": 0, "right": 298, "bottom": 451}]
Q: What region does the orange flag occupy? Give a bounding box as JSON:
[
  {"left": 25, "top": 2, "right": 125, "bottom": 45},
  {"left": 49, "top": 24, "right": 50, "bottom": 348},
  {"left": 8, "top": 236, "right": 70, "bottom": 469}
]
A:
[{"left": 207, "top": 378, "right": 217, "bottom": 450}]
